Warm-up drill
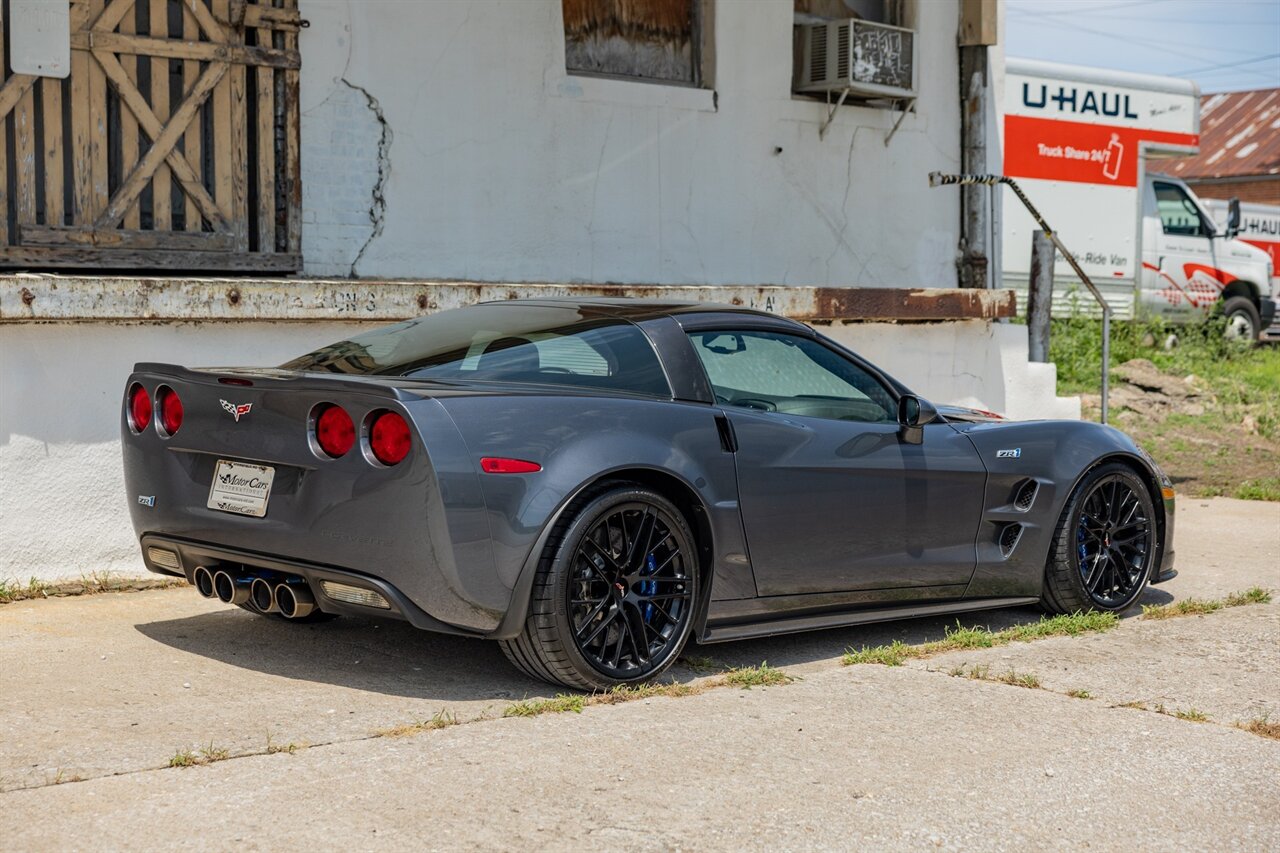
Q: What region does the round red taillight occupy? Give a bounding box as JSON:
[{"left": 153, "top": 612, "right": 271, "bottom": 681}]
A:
[
  {"left": 128, "top": 384, "right": 152, "bottom": 433},
  {"left": 315, "top": 404, "right": 355, "bottom": 458},
  {"left": 368, "top": 411, "right": 411, "bottom": 466},
  {"left": 158, "top": 387, "right": 183, "bottom": 436}
]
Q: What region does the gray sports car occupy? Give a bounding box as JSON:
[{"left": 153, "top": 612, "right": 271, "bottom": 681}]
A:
[{"left": 123, "top": 298, "right": 1176, "bottom": 690}]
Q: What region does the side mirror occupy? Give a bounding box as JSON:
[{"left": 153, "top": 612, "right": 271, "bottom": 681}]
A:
[
  {"left": 1226, "top": 197, "right": 1241, "bottom": 239},
  {"left": 897, "top": 395, "right": 938, "bottom": 445}
]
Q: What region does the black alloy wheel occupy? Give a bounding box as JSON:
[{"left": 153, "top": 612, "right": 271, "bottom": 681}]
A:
[
  {"left": 569, "top": 502, "right": 693, "bottom": 679},
  {"left": 499, "top": 484, "right": 699, "bottom": 690},
  {"left": 1074, "top": 475, "right": 1154, "bottom": 608},
  {"left": 1042, "top": 462, "right": 1158, "bottom": 614}
]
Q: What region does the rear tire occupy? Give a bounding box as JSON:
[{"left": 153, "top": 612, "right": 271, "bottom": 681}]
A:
[
  {"left": 499, "top": 483, "right": 700, "bottom": 691},
  {"left": 1222, "top": 296, "right": 1261, "bottom": 345},
  {"left": 1042, "top": 463, "right": 1157, "bottom": 615}
]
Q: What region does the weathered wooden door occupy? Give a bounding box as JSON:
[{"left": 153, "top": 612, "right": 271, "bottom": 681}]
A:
[{"left": 0, "top": 0, "right": 301, "bottom": 271}]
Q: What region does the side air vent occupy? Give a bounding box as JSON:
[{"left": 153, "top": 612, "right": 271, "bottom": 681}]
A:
[
  {"left": 1013, "top": 479, "right": 1039, "bottom": 512},
  {"left": 999, "top": 523, "right": 1024, "bottom": 557}
]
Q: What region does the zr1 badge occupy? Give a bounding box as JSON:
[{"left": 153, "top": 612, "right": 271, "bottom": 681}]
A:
[{"left": 996, "top": 448, "right": 1022, "bottom": 459}]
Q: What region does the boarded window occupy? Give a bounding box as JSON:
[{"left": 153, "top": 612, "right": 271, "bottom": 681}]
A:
[
  {"left": 794, "top": 0, "right": 906, "bottom": 27},
  {"left": 562, "top": 0, "right": 704, "bottom": 86},
  {"left": 0, "top": 0, "right": 302, "bottom": 273}
]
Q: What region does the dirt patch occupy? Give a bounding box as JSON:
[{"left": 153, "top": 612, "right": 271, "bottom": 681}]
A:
[{"left": 1081, "top": 358, "right": 1280, "bottom": 499}]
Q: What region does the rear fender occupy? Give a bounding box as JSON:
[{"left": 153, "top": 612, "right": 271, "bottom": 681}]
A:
[{"left": 432, "top": 395, "right": 748, "bottom": 640}]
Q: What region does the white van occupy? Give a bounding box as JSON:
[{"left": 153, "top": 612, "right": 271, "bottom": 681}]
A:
[
  {"left": 1202, "top": 198, "right": 1280, "bottom": 340},
  {"left": 1001, "top": 59, "right": 1275, "bottom": 341}
]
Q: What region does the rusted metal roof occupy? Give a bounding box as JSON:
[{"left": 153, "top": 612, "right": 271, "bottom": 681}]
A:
[{"left": 1167, "top": 89, "right": 1280, "bottom": 180}]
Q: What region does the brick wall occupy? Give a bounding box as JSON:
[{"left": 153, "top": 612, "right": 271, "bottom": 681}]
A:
[
  {"left": 1186, "top": 178, "right": 1280, "bottom": 206},
  {"left": 299, "top": 82, "right": 384, "bottom": 277}
]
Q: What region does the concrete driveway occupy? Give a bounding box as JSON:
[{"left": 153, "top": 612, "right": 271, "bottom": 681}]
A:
[{"left": 1, "top": 497, "right": 1277, "bottom": 850}]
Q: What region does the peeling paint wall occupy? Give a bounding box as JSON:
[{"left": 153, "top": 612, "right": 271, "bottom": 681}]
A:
[{"left": 296, "top": 0, "right": 963, "bottom": 286}]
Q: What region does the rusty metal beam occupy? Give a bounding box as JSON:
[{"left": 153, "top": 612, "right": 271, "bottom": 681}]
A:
[{"left": 0, "top": 276, "right": 1017, "bottom": 324}]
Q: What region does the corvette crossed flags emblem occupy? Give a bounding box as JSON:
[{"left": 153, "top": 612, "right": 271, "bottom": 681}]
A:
[{"left": 220, "top": 399, "right": 253, "bottom": 422}]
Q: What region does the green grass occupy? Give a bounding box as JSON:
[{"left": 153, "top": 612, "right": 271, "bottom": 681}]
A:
[
  {"left": 503, "top": 694, "right": 587, "bottom": 718},
  {"left": 677, "top": 654, "right": 719, "bottom": 673},
  {"left": 375, "top": 709, "right": 459, "bottom": 737},
  {"left": 1141, "top": 587, "right": 1271, "bottom": 620},
  {"left": 722, "top": 662, "right": 793, "bottom": 689},
  {"left": 1049, "top": 315, "right": 1280, "bottom": 408},
  {"left": 167, "top": 743, "right": 231, "bottom": 768},
  {"left": 842, "top": 612, "right": 1119, "bottom": 667},
  {"left": 1046, "top": 315, "right": 1280, "bottom": 499},
  {"left": 497, "top": 663, "right": 796, "bottom": 719},
  {"left": 0, "top": 572, "right": 185, "bottom": 604},
  {"left": 943, "top": 664, "right": 1042, "bottom": 689},
  {"left": 997, "top": 669, "right": 1042, "bottom": 689},
  {"left": 1067, "top": 689, "right": 1094, "bottom": 700},
  {"left": 168, "top": 749, "right": 199, "bottom": 768},
  {"left": 1234, "top": 477, "right": 1280, "bottom": 501},
  {"left": 844, "top": 640, "right": 914, "bottom": 667},
  {"left": 1173, "top": 707, "right": 1209, "bottom": 722}
]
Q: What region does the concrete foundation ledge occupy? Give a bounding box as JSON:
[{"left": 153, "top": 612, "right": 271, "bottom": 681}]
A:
[{"left": 0, "top": 274, "right": 1016, "bottom": 324}]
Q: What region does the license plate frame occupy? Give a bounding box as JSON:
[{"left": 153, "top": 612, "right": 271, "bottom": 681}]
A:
[{"left": 207, "top": 459, "right": 275, "bottom": 518}]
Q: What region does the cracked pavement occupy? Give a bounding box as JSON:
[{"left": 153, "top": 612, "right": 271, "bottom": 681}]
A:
[{"left": 1, "top": 497, "right": 1277, "bottom": 850}]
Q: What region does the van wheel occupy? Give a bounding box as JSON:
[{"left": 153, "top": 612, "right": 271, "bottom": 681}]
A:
[{"left": 1222, "top": 296, "right": 1261, "bottom": 344}]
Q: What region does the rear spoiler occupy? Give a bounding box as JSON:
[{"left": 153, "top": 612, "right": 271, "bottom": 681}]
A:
[{"left": 130, "top": 362, "right": 432, "bottom": 403}]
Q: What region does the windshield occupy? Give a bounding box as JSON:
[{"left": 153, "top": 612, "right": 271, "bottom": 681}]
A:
[{"left": 283, "top": 303, "right": 672, "bottom": 397}]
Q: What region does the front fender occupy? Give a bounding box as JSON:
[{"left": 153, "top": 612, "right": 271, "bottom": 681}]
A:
[{"left": 956, "top": 420, "right": 1172, "bottom": 598}]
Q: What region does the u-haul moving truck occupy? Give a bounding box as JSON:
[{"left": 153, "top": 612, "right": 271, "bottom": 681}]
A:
[
  {"left": 1203, "top": 198, "right": 1280, "bottom": 340},
  {"left": 1001, "top": 59, "right": 1276, "bottom": 340}
]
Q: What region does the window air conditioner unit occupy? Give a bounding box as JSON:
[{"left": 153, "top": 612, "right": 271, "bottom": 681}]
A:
[{"left": 793, "top": 19, "right": 917, "bottom": 100}]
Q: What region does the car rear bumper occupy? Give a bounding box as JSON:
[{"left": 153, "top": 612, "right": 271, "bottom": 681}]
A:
[{"left": 140, "top": 534, "right": 485, "bottom": 637}]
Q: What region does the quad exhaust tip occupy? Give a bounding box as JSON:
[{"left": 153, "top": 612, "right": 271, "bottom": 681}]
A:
[
  {"left": 212, "top": 569, "right": 251, "bottom": 606},
  {"left": 275, "top": 582, "right": 317, "bottom": 619},
  {"left": 249, "top": 578, "right": 278, "bottom": 614},
  {"left": 192, "top": 564, "right": 317, "bottom": 618},
  {"left": 192, "top": 565, "right": 216, "bottom": 599}
]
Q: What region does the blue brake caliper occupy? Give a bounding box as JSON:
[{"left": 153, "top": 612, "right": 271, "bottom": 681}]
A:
[
  {"left": 1077, "top": 516, "right": 1089, "bottom": 578},
  {"left": 641, "top": 553, "right": 658, "bottom": 623}
]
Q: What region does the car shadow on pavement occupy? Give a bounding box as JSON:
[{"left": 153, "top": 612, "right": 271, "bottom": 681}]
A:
[
  {"left": 135, "top": 583, "right": 1174, "bottom": 699},
  {"left": 135, "top": 609, "right": 545, "bottom": 702}
]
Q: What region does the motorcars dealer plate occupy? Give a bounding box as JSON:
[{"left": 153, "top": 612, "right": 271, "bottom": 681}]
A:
[{"left": 208, "top": 460, "right": 275, "bottom": 518}]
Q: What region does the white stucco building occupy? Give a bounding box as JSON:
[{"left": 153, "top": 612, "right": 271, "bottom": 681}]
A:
[{"left": 0, "top": 0, "right": 1077, "bottom": 582}]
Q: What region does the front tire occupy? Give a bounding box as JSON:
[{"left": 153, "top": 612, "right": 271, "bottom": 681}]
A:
[
  {"left": 1222, "top": 296, "right": 1261, "bottom": 344},
  {"left": 1042, "top": 463, "right": 1157, "bottom": 614},
  {"left": 500, "top": 484, "right": 699, "bottom": 691}
]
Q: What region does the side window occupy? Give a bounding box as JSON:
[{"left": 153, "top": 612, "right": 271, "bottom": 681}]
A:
[
  {"left": 688, "top": 330, "right": 897, "bottom": 424},
  {"left": 403, "top": 322, "right": 670, "bottom": 397},
  {"left": 1154, "top": 182, "right": 1210, "bottom": 237}
]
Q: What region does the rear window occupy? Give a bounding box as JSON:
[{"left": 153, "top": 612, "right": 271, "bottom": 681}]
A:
[{"left": 284, "top": 304, "right": 671, "bottom": 397}]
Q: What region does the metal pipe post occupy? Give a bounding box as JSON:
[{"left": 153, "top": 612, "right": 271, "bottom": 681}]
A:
[
  {"left": 1027, "top": 229, "right": 1054, "bottom": 363},
  {"left": 928, "top": 172, "right": 1110, "bottom": 423}
]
